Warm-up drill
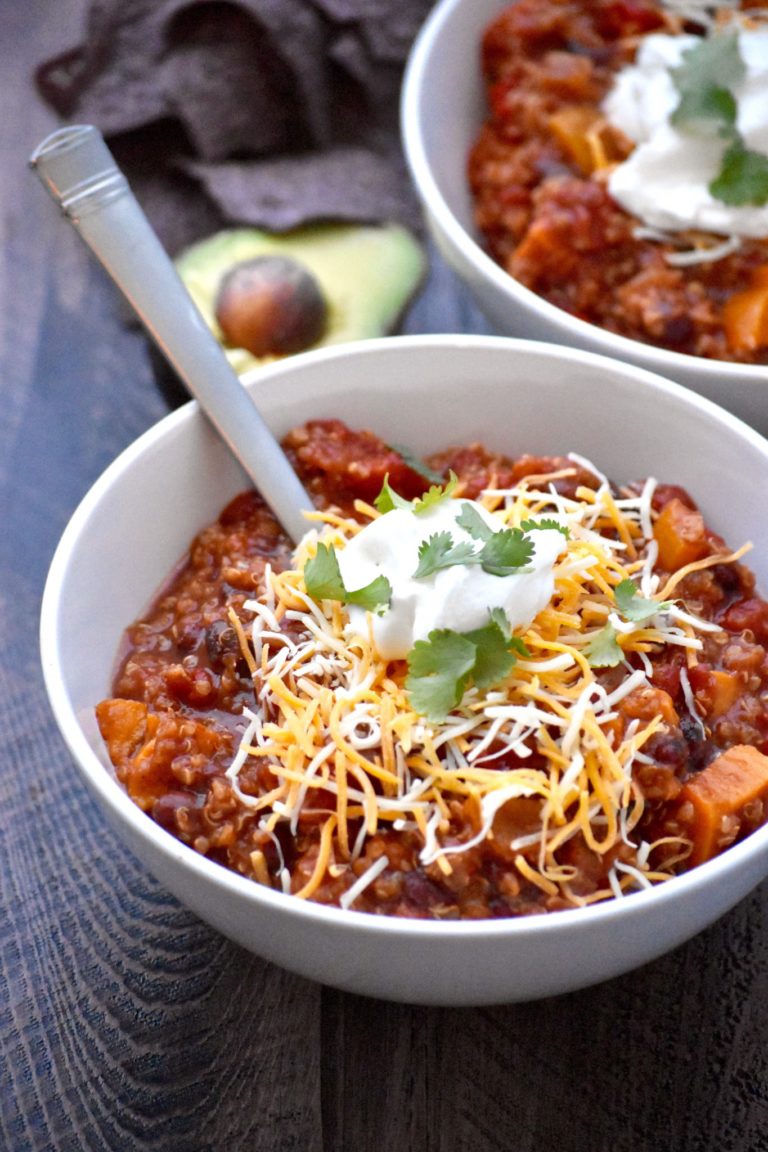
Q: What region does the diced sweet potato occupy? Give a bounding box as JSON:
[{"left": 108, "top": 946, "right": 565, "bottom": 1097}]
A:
[
  {"left": 620, "top": 684, "right": 679, "bottom": 727},
  {"left": 699, "top": 669, "right": 742, "bottom": 721},
  {"left": 548, "top": 106, "right": 603, "bottom": 173},
  {"left": 95, "top": 699, "right": 158, "bottom": 770},
  {"left": 96, "top": 699, "right": 230, "bottom": 810},
  {"left": 677, "top": 744, "right": 768, "bottom": 866},
  {"left": 723, "top": 266, "right": 768, "bottom": 354},
  {"left": 653, "top": 497, "right": 709, "bottom": 572}
]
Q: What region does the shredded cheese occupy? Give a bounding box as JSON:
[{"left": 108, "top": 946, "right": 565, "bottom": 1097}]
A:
[{"left": 224, "top": 464, "right": 746, "bottom": 911}]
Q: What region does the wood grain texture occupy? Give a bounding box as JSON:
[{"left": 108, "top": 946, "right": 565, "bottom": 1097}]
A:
[
  {"left": 1, "top": 6, "right": 323, "bottom": 1151},
  {"left": 2, "top": 3, "right": 768, "bottom": 1151}
]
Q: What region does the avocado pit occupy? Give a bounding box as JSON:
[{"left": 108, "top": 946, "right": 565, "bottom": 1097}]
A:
[{"left": 215, "top": 255, "right": 328, "bottom": 357}]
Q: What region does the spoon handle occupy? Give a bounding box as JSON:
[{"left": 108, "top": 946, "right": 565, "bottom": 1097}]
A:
[{"left": 30, "top": 125, "right": 314, "bottom": 544}]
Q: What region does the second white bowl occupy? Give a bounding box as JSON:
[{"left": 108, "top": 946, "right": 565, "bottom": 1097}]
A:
[{"left": 401, "top": 0, "right": 768, "bottom": 433}]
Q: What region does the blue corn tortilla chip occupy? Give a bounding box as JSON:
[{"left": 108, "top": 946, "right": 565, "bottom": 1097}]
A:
[
  {"left": 183, "top": 146, "right": 422, "bottom": 232},
  {"left": 34, "top": 0, "right": 432, "bottom": 251},
  {"left": 37, "top": 1, "right": 170, "bottom": 134},
  {"left": 110, "top": 125, "right": 226, "bottom": 256},
  {"left": 164, "top": 1, "right": 332, "bottom": 158}
]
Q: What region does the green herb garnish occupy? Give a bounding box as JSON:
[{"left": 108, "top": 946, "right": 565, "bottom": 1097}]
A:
[
  {"left": 406, "top": 630, "right": 478, "bottom": 721},
  {"left": 488, "top": 606, "right": 513, "bottom": 638},
  {"left": 670, "top": 29, "right": 768, "bottom": 207},
  {"left": 584, "top": 624, "right": 624, "bottom": 669},
  {"left": 412, "top": 471, "right": 459, "bottom": 514},
  {"left": 478, "top": 527, "right": 535, "bottom": 576},
  {"left": 406, "top": 615, "right": 529, "bottom": 722},
  {"left": 455, "top": 502, "right": 494, "bottom": 542},
  {"left": 374, "top": 475, "right": 414, "bottom": 514},
  {"left": 412, "top": 525, "right": 537, "bottom": 580},
  {"left": 464, "top": 623, "right": 530, "bottom": 690},
  {"left": 304, "top": 542, "right": 392, "bottom": 612},
  {"left": 710, "top": 138, "right": 768, "bottom": 206},
  {"left": 670, "top": 31, "right": 743, "bottom": 136},
  {"left": 414, "top": 532, "right": 478, "bottom": 578},
  {"left": 374, "top": 471, "right": 458, "bottom": 516},
  {"left": 584, "top": 580, "right": 673, "bottom": 668},
  {"left": 388, "top": 443, "right": 445, "bottom": 485},
  {"left": 520, "top": 517, "right": 569, "bottom": 539},
  {"left": 614, "top": 579, "right": 672, "bottom": 623}
]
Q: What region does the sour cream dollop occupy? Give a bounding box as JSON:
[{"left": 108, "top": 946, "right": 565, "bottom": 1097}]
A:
[
  {"left": 603, "top": 29, "right": 768, "bottom": 238},
  {"left": 336, "top": 499, "right": 565, "bottom": 661}
]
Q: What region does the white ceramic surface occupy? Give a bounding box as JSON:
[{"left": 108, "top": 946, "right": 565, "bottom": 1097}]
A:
[
  {"left": 400, "top": 0, "right": 768, "bottom": 434},
  {"left": 41, "top": 336, "right": 768, "bottom": 1005}
]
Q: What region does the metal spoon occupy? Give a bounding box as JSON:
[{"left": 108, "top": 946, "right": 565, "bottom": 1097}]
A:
[{"left": 30, "top": 124, "right": 314, "bottom": 544}]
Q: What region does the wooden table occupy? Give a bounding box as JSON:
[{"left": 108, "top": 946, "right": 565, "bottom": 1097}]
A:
[{"left": 2, "top": 4, "right": 768, "bottom": 1149}]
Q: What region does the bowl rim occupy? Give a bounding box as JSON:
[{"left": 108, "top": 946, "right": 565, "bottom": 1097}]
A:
[
  {"left": 40, "top": 333, "right": 768, "bottom": 943},
  {"left": 400, "top": 0, "right": 768, "bottom": 385}
]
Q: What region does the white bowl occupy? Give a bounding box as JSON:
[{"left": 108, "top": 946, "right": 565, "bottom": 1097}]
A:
[
  {"left": 41, "top": 335, "right": 768, "bottom": 1005},
  {"left": 401, "top": 0, "right": 768, "bottom": 434}
]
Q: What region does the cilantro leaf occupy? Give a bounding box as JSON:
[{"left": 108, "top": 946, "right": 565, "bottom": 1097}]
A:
[
  {"left": 345, "top": 575, "right": 393, "bottom": 612},
  {"left": 614, "top": 579, "right": 671, "bottom": 623},
  {"left": 479, "top": 528, "right": 534, "bottom": 576},
  {"left": 374, "top": 474, "right": 413, "bottom": 514},
  {"left": 584, "top": 624, "right": 624, "bottom": 669},
  {"left": 668, "top": 29, "right": 768, "bottom": 208},
  {"left": 388, "top": 443, "right": 444, "bottom": 485},
  {"left": 406, "top": 630, "right": 477, "bottom": 722},
  {"left": 463, "top": 622, "right": 518, "bottom": 691},
  {"left": 670, "top": 31, "right": 745, "bottom": 136},
  {"left": 413, "top": 471, "right": 459, "bottom": 515},
  {"left": 475, "top": 608, "right": 531, "bottom": 654},
  {"left": 304, "top": 543, "right": 391, "bottom": 612},
  {"left": 710, "top": 139, "right": 768, "bottom": 206},
  {"left": 520, "top": 517, "right": 569, "bottom": 539},
  {"left": 467, "top": 620, "right": 530, "bottom": 689},
  {"left": 374, "top": 470, "right": 459, "bottom": 516},
  {"left": 488, "top": 606, "right": 511, "bottom": 639},
  {"left": 406, "top": 613, "right": 529, "bottom": 720},
  {"left": 508, "top": 635, "right": 531, "bottom": 658},
  {"left": 414, "top": 532, "right": 478, "bottom": 579},
  {"left": 672, "top": 85, "right": 737, "bottom": 135},
  {"left": 304, "top": 542, "right": 346, "bottom": 601},
  {"left": 455, "top": 502, "right": 493, "bottom": 542}
]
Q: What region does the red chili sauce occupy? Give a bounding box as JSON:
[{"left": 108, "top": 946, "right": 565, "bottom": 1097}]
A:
[
  {"left": 469, "top": 0, "right": 768, "bottom": 362},
  {"left": 96, "top": 420, "right": 768, "bottom": 918}
]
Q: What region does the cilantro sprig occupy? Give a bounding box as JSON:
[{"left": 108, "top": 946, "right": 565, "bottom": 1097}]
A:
[
  {"left": 670, "top": 30, "right": 743, "bottom": 136},
  {"left": 375, "top": 472, "right": 458, "bottom": 515},
  {"left": 710, "top": 140, "right": 768, "bottom": 206},
  {"left": 414, "top": 532, "right": 477, "bottom": 578},
  {"left": 670, "top": 29, "right": 768, "bottom": 207},
  {"left": 455, "top": 502, "right": 493, "bottom": 542},
  {"left": 614, "top": 579, "right": 672, "bottom": 623},
  {"left": 304, "top": 542, "right": 392, "bottom": 612},
  {"left": 584, "top": 625, "right": 624, "bottom": 669},
  {"left": 520, "top": 517, "right": 569, "bottom": 538},
  {"left": 454, "top": 504, "right": 569, "bottom": 546},
  {"left": 479, "top": 528, "right": 535, "bottom": 576},
  {"left": 406, "top": 614, "right": 530, "bottom": 722},
  {"left": 586, "top": 579, "right": 673, "bottom": 669},
  {"left": 413, "top": 523, "right": 536, "bottom": 579},
  {"left": 413, "top": 504, "right": 567, "bottom": 581}
]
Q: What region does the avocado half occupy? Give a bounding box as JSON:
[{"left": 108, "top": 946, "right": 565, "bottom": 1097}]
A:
[{"left": 175, "top": 222, "right": 426, "bottom": 375}]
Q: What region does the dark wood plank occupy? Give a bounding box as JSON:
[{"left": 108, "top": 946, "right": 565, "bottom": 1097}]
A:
[
  {"left": 321, "top": 890, "right": 768, "bottom": 1152},
  {"left": 0, "top": 5, "right": 323, "bottom": 1150}
]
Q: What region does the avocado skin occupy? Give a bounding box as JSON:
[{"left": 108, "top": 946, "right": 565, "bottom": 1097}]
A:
[{"left": 173, "top": 222, "right": 425, "bottom": 377}]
